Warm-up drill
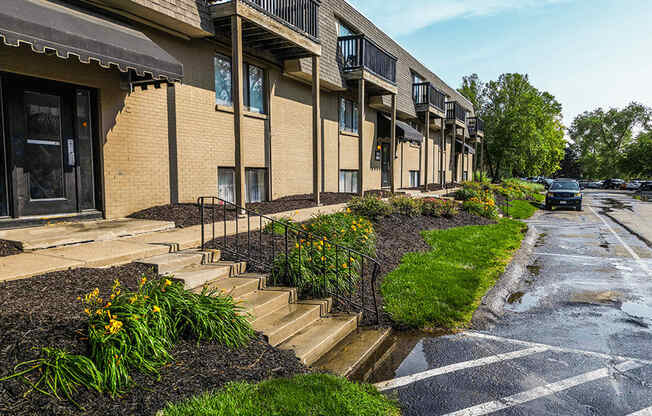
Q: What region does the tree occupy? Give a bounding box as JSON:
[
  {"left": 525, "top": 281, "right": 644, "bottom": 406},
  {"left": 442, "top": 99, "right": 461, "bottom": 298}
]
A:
[
  {"left": 568, "top": 103, "right": 651, "bottom": 178},
  {"left": 463, "top": 73, "right": 565, "bottom": 179},
  {"left": 557, "top": 144, "right": 582, "bottom": 178},
  {"left": 619, "top": 131, "right": 652, "bottom": 179},
  {"left": 457, "top": 74, "right": 485, "bottom": 113}
]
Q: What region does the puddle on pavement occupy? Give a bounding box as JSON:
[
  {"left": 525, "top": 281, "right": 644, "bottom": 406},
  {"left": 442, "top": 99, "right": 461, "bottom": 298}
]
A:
[
  {"left": 621, "top": 302, "right": 652, "bottom": 323},
  {"left": 507, "top": 291, "right": 525, "bottom": 304},
  {"left": 569, "top": 290, "right": 623, "bottom": 306},
  {"left": 599, "top": 198, "right": 634, "bottom": 214},
  {"left": 361, "top": 331, "right": 434, "bottom": 384},
  {"left": 504, "top": 291, "right": 542, "bottom": 312},
  {"left": 526, "top": 265, "right": 541, "bottom": 276},
  {"left": 535, "top": 233, "right": 547, "bottom": 248}
]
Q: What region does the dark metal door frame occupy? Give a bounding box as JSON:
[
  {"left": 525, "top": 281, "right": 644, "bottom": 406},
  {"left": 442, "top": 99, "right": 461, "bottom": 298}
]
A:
[{"left": 381, "top": 142, "right": 391, "bottom": 188}]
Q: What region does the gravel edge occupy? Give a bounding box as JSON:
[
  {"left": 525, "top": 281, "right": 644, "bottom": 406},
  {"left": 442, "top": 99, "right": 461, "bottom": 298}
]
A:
[{"left": 471, "top": 217, "right": 541, "bottom": 330}]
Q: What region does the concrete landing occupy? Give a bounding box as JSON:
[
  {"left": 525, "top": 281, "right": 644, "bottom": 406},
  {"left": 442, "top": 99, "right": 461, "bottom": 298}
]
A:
[
  {"left": 0, "top": 252, "right": 85, "bottom": 282},
  {"left": 0, "top": 218, "right": 175, "bottom": 250}
]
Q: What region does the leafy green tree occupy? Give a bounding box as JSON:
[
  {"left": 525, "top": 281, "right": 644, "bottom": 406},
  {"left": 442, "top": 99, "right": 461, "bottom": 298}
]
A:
[
  {"left": 557, "top": 144, "right": 582, "bottom": 178},
  {"left": 457, "top": 74, "right": 485, "bottom": 113},
  {"left": 461, "top": 73, "right": 565, "bottom": 178},
  {"left": 618, "top": 131, "right": 652, "bottom": 179},
  {"left": 568, "top": 103, "right": 651, "bottom": 178}
]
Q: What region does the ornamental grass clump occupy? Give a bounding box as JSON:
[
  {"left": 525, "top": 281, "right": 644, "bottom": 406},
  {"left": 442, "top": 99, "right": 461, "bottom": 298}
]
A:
[
  {"left": 421, "top": 197, "right": 459, "bottom": 218},
  {"left": 389, "top": 195, "right": 423, "bottom": 217},
  {"left": 2, "top": 276, "right": 253, "bottom": 404},
  {"left": 272, "top": 212, "right": 376, "bottom": 298}
]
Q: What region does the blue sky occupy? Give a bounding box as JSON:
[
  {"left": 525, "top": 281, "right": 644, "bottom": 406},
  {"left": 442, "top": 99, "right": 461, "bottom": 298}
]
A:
[{"left": 346, "top": 0, "right": 652, "bottom": 126}]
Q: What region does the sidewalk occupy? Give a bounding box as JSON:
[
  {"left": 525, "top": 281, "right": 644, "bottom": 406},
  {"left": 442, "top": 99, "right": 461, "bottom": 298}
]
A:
[
  {"left": 0, "top": 203, "right": 348, "bottom": 282},
  {"left": 605, "top": 200, "right": 652, "bottom": 247}
]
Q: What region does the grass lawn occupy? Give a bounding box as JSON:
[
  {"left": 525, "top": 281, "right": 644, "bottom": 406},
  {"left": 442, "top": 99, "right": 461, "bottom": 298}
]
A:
[
  {"left": 381, "top": 219, "right": 527, "bottom": 329},
  {"left": 508, "top": 200, "right": 539, "bottom": 219},
  {"left": 161, "top": 374, "right": 401, "bottom": 416}
]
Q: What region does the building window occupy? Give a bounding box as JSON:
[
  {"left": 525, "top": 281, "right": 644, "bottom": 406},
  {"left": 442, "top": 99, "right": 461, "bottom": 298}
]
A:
[
  {"left": 246, "top": 168, "right": 267, "bottom": 203},
  {"left": 339, "top": 170, "right": 359, "bottom": 194},
  {"left": 214, "top": 56, "right": 266, "bottom": 113},
  {"left": 338, "top": 20, "right": 355, "bottom": 36},
  {"left": 214, "top": 54, "right": 232, "bottom": 106},
  {"left": 339, "top": 98, "right": 359, "bottom": 134},
  {"left": 245, "top": 63, "right": 265, "bottom": 114},
  {"left": 409, "top": 170, "right": 420, "bottom": 188},
  {"left": 218, "top": 167, "right": 235, "bottom": 203},
  {"left": 412, "top": 72, "right": 425, "bottom": 84}
]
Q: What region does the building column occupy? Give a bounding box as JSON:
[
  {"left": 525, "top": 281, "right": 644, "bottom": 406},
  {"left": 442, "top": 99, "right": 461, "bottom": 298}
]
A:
[
  {"left": 423, "top": 110, "right": 430, "bottom": 191},
  {"left": 232, "top": 15, "right": 245, "bottom": 209},
  {"left": 312, "top": 55, "right": 321, "bottom": 204},
  {"left": 480, "top": 139, "right": 485, "bottom": 178},
  {"left": 449, "top": 127, "right": 456, "bottom": 184},
  {"left": 357, "top": 79, "right": 365, "bottom": 196},
  {"left": 440, "top": 119, "right": 445, "bottom": 185},
  {"left": 461, "top": 132, "right": 466, "bottom": 182},
  {"left": 390, "top": 94, "right": 397, "bottom": 193},
  {"left": 473, "top": 140, "right": 478, "bottom": 182}
]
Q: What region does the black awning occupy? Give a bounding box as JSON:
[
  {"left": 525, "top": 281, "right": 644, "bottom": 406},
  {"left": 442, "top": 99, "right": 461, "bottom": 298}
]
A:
[
  {"left": 381, "top": 114, "right": 424, "bottom": 144},
  {"left": 0, "top": 0, "right": 183, "bottom": 81},
  {"left": 455, "top": 139, "right": 476, "bottom": 154}
]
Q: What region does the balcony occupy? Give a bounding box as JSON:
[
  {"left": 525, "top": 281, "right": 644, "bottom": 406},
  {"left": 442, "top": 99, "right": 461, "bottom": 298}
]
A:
[
  {"left": 446, "top": 101, "right": 467, "bottom": 128},
  {"left": 210, "top": 0, "right": 321, "bottom": 59},
  {"left": 413, "top": 82, "right": 446, "bottom": 116},
  {"left": 337, "top": 34, "right": 397, "bottom": 94},
  {"left": 468, "top": 116, "right": 485, "bottom": 137}
]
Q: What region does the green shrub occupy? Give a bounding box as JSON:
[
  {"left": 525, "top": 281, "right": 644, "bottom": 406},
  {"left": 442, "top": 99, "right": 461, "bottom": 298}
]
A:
[
  {"left": 389, "top": 195, "right": 422, "bottom": 217},
  {"left": 346, "top": 196, "right": 393, "bottom": 219},
  {"left": 462, "top": 197, "right": 500, "bottom": 219},
  {"left": 421, "top": 198, "right": 458, "bottom": 218},
  {"left": 272, "top": 213, "right": 376, "bottom": 298},
  {"left": 455, "top": 187, "right": 480, "bottom": 201}
]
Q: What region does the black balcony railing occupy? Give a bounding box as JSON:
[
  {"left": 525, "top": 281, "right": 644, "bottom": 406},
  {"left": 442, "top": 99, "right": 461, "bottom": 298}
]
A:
[
  {"left": 446, "top": 101, "right": 466, "bottom": 123},
  {"left": 337, "top": 34, "right": 397, "bottom": 84},
  {"left": 413, "top": 82, "right": 446, "bottom": 112},
  {"left": 468, "top": 116, "right": 485, "bottom": 135},
  {"left": 219, "top": 0, "right": 320, "bottom": 40},
  {"left": 197, "top": 196, "right": 381, "bottom": 324}
]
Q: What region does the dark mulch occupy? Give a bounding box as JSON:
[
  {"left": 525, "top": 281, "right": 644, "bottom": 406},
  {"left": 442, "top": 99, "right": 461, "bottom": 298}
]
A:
[
  {"left": 0, "top": 264, "right": 308, "bottom": 416},
  {"left": 0, "top": 240, "right": 21, "bottom": 257},
  {"left": 128, "top": 192, "right": 357, "bottom": 228}
]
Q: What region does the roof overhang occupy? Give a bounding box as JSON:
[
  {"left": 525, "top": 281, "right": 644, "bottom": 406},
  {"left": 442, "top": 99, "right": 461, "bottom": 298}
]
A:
[
  {"left": 0, "top": 0, "right": 184, "bottom": 81},
  {"left": 382, "top": 114, "right": 423, "bottom": 144},
  {"left": 456, "top": 139, "right": 476, "bottom": 154}
]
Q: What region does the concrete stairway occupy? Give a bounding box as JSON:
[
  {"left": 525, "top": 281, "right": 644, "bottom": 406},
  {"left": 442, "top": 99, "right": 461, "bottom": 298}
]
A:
[{"left": 138, "top": 249, "right": 359, "bottom": 366}]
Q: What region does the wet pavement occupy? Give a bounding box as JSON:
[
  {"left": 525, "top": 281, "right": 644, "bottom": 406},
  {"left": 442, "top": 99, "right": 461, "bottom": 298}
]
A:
[{"left": 373, "top": 190, "right": 652, "bottom": 415}]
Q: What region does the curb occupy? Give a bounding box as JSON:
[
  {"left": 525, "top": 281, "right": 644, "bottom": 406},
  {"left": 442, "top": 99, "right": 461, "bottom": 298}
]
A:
[
  {"left": 603, "top": 212, "right": 652, "bottom": 249},
  {"left": 471, "top": 220, "right": 540, "bottom": 330}
]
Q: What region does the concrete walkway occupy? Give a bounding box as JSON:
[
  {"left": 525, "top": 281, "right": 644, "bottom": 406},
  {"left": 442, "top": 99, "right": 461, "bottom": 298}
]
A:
[{"left": 0, "top": 203, "right": 348, "bottom": 282}]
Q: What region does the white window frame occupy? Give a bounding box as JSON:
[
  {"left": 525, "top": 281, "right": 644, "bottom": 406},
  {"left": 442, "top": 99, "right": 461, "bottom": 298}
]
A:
[
  {"left": 218, "top": 167, "right": 236, "bottom": 204},
  {"left": 339, "top": 98, "right": 359, "bottom": 134},
  {"left": 339, "top": 170, "right": 359, "bottom": 194},
  {"left": 409, "top": 170, "right": 420, "bottom": 188},
  {"left": 245, "top": 168, "right": 268, "bottom": 203}
]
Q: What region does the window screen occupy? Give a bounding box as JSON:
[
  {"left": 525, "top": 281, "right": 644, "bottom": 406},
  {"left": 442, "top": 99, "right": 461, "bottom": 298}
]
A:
[
  {"left": 339, "top": 170, "right": 359, "bottom": 193},
  {"left": 246, "top": 168, "right": 267, "bottom": 203},
  {"left": 218, "top": 167, "right": 235, "bottom": 204}
]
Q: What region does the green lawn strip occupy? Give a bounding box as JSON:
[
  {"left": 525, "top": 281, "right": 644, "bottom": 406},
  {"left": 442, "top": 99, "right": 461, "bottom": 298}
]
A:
[
  {"left": 508, "top": 200, "right": 539, "bottom": 219},
  {"left": 381, "top": 219, "right": 527, "bottom": 329},
  {"left": 161, "top": 373, "right": 401, "bottom": 416}
]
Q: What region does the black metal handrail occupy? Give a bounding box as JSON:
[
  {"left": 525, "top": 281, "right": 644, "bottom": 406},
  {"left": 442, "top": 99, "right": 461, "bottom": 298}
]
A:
[
  {"left": 197, "top": 196, "right": 381, "bottom": 324},
  {"left": 468, "top": 116, "right": 484, "bottom": 136},
  {"left": 413, "top": 82, "right": 446, "bottom": 112},
  {"left": 446, "top": 101, "right": 466, "bottom": 123},
  {"left": 215, "top": 0, "right": 320, "bottom": 40},
  {"left": 337, "top": 34, "right": 397, "bottom": 84}
]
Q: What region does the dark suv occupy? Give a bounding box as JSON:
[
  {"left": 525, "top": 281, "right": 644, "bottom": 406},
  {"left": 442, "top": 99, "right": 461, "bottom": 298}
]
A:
[
  {"left": 545, "top": 180, "right": 583, "bottom": 211},
  {"left": 602, "top": 179, "right": 625, "bottom": 189}
]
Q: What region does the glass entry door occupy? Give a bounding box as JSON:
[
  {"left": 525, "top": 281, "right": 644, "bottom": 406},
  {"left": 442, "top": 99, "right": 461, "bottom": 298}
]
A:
[
  {"left": 4, "top": 77, "right": 79, "bottom": 216},
  {"left": 381, "top": 143, "right": 391, "bottom": 188}
]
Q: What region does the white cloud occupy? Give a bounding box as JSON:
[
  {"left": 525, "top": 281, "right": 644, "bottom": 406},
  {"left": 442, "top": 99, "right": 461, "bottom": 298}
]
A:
[{"left": 345, "top": 0, "right": 570, "bottom": 36}]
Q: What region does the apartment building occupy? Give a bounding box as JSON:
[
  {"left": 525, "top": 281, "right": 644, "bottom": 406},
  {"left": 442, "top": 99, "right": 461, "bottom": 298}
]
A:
[{"left": 0, "top": 0, "right": 484, "bottom": 225}]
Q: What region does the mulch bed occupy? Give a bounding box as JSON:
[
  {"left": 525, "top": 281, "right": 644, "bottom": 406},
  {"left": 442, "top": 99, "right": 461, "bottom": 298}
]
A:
[
  {"left": 0, "top": 240, "right": 21, "bottom": 257},
  {"left": 0, "top": 264, "right": 308, "bottom": 416},
  {"left": 127, "top": 192, "right": 357, "bottom": 228}
]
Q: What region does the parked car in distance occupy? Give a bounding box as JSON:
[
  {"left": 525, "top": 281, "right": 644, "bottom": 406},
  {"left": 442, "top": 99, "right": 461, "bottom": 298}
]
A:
[
  {"left": 625, "top": 181, "right": 642, "bottom": 190},
  {"left": 579, "top": 180, "right": 590, "bottom": 189},
  {"left": 546, "top": 180, "right": 583, "bottom": 211},
  {"left": 602, "top": 179, "right": 625, "bottom": 189}
]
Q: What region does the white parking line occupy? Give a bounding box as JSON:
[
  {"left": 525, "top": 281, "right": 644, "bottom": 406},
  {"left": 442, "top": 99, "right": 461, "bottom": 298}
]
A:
[
  {"left": 629, "top": 406, "right": 652, "bottom": 416},
  {"left": 589, "top": 206, "right": 651, "bottom": 276},
  {"left": 464, "top": 332, "right": 652, "bottom": 366},
  {"left": 443, "top": 361, "right": 644, "bottom": 416},
  {"left": 374, "top": 346, "right": 548, "bottom": 392},
  {"left": 533, "top": 252, "right": 652, "bottom": 264}
]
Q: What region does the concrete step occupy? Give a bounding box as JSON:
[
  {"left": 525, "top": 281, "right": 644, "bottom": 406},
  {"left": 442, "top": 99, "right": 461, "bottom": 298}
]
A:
[
  {"left": 277, "top": 313, "right": 359, "bottom": 366},
  {"left": 214, "top": 261, "right": 247, "bottom": 276},
  {"left": 237, "top": 289, "right": 291, "bottom": 320},
  {"left": 167, "top": 263, "right": 232, "bottom": 290},
  {"left": 252, "top": 303, "right": 322, "bottom": 346},
  {"left": 313, "top": 328, "right": 393, "bottom": 378},
  {"left": 199, "top": 275, "right": 262, "bottom": 299},
  {"left": 137, "top": 252, "right": 205, "bottom": 274}
]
